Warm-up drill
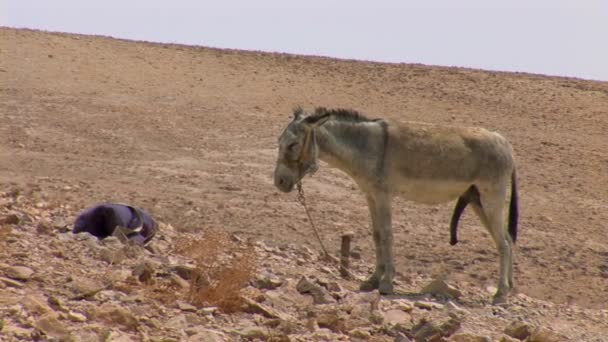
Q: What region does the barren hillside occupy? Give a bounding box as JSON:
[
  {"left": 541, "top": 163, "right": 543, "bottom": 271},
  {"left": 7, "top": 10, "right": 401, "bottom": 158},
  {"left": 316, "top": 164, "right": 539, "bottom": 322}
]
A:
[{"left": 1, "top": 28, "right": 607, "bottom": 341}]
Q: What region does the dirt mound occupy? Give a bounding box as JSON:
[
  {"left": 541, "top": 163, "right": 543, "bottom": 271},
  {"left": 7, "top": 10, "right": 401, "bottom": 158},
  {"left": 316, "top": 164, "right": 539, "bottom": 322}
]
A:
[{"left": 1, "top": 27, "right": 607, "bottom": 340}]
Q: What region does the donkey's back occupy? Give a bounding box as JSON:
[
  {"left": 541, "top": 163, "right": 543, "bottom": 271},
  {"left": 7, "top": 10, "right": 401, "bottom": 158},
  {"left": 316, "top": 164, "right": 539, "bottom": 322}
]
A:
[{"left": 383, "top": 121, "right": 515, "bottom": 203}]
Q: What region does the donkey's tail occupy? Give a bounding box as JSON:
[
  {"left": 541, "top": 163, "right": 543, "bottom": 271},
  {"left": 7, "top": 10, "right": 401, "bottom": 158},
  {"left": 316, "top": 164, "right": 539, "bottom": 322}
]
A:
[{"left": 508, "top": 168, "right": 519, "bottom": 243}]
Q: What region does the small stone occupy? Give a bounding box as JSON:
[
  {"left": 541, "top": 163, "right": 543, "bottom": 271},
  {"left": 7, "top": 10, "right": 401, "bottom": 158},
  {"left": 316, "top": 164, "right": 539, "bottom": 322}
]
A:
[
  {"left": 394, "top": 332, "right": 413, "bottom": 342},
  {"left": 177, "top": 301, "right": 197, "bottom": 312},
  {"left": 296, "top": 276, "right": 336, "bottom": 304},
  {"left": 170, "top": 273, "right": 190, "bottom": 289},
  {"left": 172, "top": 264, "right": 196, "bottom": 280},
  {"left": 349, "top": 327, "right": 372, "bottom": 339},
  {"left": 504, "top": 320, "right": 534, "bottom": 340},
  {"left": 414, "top": 300, "right": 444, "bottom": 310},
  {"left": 251, "top": 274, "right": 284, "bottom": 290},
  {"left": 450, "top": 333, "right": 492, "bottom": 342},
  {"left": 69, "top": 277, "right": 105, "bottom": 299},
  {"left": 4, "top": 266, "right": 34, "bottom": 281},
  {"left": 421, "top": 278, "right": 463, "bottom": 299},
  {"left": 0, "top": 276, "right": 24, "bottom": 288},
  {"left": 445, "top": 301, "right": 470, "bottom": 315},
  {"left": 100, "top": 247, "right": 126, "bottom": 264},
  {"left": 68, "top": 311, "right": 87, "bottom": 322},
  {"left": 528, "top": 327, "right": 565, "bottom": 342},
  {"left": 132, "top": 261, "right": 155, "bottom": 283},
  {"left": 199, "top": 307, "right": 218, "bottom": 315},
  {"left": 243, "top": 296, "right": 291, "bottom": 320},
  {"left": 239, "top": 326, "right": 269, "bottom": 340}
]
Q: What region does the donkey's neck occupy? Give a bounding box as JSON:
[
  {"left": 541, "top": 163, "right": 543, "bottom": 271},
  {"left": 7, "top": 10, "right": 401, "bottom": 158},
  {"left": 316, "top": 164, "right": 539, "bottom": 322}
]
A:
[{"left": 315, "top": 120, "right": 386, "bottom": 178}]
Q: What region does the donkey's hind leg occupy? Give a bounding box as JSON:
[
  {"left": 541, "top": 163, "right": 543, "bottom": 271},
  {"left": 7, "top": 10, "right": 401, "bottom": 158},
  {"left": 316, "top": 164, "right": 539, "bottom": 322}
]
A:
[{"left": 477, "top": 187, "right": 512, "bottom": 304}]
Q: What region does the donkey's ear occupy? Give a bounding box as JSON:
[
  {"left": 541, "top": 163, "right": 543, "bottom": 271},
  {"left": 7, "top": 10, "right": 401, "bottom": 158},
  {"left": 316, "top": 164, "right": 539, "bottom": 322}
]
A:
[
  {"left": 293, "top": 106, "right": 304, "bottom": 120},
  {"left": 303, "top": 113, "right": 331, "bottom": 128}
]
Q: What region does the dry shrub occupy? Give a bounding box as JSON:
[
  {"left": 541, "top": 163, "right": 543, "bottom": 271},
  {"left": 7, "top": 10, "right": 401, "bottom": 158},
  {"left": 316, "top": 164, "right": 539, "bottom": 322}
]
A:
[{"left": 174, "top": 230, "right": 256, "bottom": 313}]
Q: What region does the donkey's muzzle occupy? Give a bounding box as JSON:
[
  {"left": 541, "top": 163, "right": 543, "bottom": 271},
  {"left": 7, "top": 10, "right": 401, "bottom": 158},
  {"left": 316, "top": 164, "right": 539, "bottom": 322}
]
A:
[{"left": 275, "top": 175, "right": 294, "bottom": 193}]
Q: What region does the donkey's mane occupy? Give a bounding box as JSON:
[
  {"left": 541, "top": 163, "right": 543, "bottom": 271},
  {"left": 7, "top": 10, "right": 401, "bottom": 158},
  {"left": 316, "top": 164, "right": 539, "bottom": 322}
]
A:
[{"left": 313, "top": 107, "right": 379, "bottom": 123}]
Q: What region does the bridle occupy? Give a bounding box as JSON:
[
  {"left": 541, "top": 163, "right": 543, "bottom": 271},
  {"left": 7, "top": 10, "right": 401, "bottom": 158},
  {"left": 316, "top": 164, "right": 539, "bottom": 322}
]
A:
[{"left": 295, "top": 126, "right": 319, "bottom": 178}]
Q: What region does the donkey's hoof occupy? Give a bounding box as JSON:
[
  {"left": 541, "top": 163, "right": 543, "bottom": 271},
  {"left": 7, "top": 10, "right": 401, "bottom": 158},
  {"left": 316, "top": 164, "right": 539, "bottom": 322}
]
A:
[
  {"left": 491, "top": 294, "right": 508, "bottom": 305},
  {"left": 359, "top": 278, "right": 379, "bottom": 292},
  {"left": 378, "top": 281, "right": 394, "bottom": 295}
]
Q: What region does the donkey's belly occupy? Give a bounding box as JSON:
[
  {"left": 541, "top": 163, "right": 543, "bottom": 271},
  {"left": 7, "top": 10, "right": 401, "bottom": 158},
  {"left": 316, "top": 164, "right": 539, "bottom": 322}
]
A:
[{"left": 393, "top": 179, "right": 471, "bottom": 204}]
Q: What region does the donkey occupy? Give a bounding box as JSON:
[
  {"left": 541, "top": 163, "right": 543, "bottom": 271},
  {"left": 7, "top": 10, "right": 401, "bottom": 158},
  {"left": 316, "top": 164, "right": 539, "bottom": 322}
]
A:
[{"left": 273, "top": 107, "right": 519, "bottom": 304}]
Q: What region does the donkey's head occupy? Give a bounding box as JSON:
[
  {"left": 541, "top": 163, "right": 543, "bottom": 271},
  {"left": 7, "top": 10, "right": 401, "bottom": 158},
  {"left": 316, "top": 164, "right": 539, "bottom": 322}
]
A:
[{"left": 273, "top": 107, "right": 330, "bottom": 192}]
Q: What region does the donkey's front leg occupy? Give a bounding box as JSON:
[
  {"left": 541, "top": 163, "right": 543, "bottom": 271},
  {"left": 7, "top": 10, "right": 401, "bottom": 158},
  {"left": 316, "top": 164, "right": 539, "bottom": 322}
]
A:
[
  {"left": 376, "top": 197, "right": 394, "bottom": 295},
  {"left": 360, "top": 195, "right": 382, "bottom": 292},
  {"left": 360, "top": 194, "right": 395, "bottom": 295}
]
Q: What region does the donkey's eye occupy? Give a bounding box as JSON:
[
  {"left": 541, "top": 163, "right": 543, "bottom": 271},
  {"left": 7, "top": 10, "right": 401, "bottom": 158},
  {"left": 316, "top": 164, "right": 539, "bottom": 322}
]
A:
[{"left": 287, "top": 143, "right": 299, "bottom": 152}]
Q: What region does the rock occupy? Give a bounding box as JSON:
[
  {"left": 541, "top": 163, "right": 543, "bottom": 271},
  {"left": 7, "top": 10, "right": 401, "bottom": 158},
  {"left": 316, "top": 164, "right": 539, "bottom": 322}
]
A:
[
  {"left": 412, "top": 316, "right": 462, "bottom": 341},
  {"left": 187, "top": 328, "right": 227, "bottom": 342},
  {"left": 4, "top": 266, "right": 34, "bottom": 281},
  {"left": 94, "top": 303, "right": 139, "bottom": 331},
  {"left": 414, "top": 300, "right": 444, "bottom": 310},
  {"left": 243, "top": 296, "right": 291, "bottom": 321},
  {"left": 69, "top": 277, "right": 106, "bottom": 299},
  {"left": 504, "top": 320, "right": 534, "bottom": 340},
  {"left": 238, "top": 326, "right": 269, "bottom": 340},
  {"left": 315, "top": 307, "right": 347, "bottom": 333},
  {"left": 199, "top": 306, "right": 218, "bottom": 315},
  {"left": 68, "top": 311, "right": 88, "bottom": 322},
  {"left": 170, "top": 273, "right": 190, "bottom": 289},
  {"left": 498, "top": 335, "right": 521, "bottom": 342},
  {"left": 382, "top": 309, "right": 411, "bottom": 326},
  {"left": 251, "top": 273, "right": 284, "bottom": 290},
  {"left": 0, "top": 276, "right": 24, "bottom": 288},
  {"left": 100, "top": 247, "right": 126, "bottom": 264},
  {"left": 421, "top": 278, "right": 463, "bottom": 299},
  {"left": 349, "top": 327, "right": 372, "bottom": 339},
  {"left": 394, "top": 332, "right": 413, "bottom": 342},
  {"left": 132, "top": 261, "right": 155, "bottom": 283},
  {"left": 449, "top": 333, "right": 492, "bottom": 342},
  {"left": 177, "top": 301, "right": 198, "bottom": 312},
  {"left": 172, "top": 264, "right": 196, "bottom": 280},
  {"left": 296, "top": 276, "right": 336, "bottom": 304},
  {"left": 22, "top": 294, "right": 52, "bottom": 315},
  {"left": 528, "top": 327, "right": 565, "bottom": 342},
  {"left": 34, "top": 312, "right": 71, "bottom": 339},
  {"left": 445, "top": 301, "right": 469, "bottom": 316}
]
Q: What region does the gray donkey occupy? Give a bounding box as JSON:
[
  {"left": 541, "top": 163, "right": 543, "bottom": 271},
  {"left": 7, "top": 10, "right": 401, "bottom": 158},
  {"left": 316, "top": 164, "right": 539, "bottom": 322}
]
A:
[{"left": 273, "top": 107, "right": 518, "bottom": 304}]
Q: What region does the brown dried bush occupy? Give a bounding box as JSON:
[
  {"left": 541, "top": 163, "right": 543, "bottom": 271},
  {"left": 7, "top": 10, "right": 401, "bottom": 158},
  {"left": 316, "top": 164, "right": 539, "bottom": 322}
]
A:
[{"left": 174, "top": 230, "right": 256, "bottom": 313}]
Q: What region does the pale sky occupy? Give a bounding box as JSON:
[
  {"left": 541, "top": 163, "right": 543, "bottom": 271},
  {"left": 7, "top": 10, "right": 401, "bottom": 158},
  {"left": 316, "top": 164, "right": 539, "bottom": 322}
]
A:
[{"left": 2, "top": 0, "right": 607, "bottom": 81}]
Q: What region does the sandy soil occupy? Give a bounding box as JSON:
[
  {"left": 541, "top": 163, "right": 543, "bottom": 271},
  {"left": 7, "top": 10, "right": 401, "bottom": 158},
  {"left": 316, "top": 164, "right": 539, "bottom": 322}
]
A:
[{"left": 1, "top": 26, "right": 607, "bottom": 315}]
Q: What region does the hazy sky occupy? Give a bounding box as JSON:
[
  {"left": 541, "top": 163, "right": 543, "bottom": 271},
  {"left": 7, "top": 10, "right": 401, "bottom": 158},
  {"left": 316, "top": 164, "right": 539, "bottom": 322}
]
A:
[{"left": 2, "top": 0, "right": 607, "bottom": 81}]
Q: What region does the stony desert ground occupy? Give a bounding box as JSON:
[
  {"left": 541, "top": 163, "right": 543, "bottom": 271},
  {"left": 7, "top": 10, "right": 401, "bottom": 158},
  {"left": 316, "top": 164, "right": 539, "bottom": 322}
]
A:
[{"left": 1, "top": 27, "right": 607, "bottom": 341}]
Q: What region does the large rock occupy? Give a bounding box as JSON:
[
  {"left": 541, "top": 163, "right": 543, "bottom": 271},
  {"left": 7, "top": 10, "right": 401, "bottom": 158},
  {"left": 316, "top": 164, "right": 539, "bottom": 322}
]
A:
[
  {"left": 382, "top": 309, "right": 411, "bottom": 326},
  {"left": 34, "top": 312, "right": 71, "bottom": 340},
  {"left": 421, "top": 278, "right": 463, "bottom": 299},
  {"left": 93, "top": 303, "right": 139, "bottom": 331},
  {"left": 4, "top": 266, "right": 34, "bottom": 281},
  {"left": 504, "top": 320, "right": 534, "bottom": 340},
  {"left": 22, "top": 294, "right": 53, "bottom": 315},
  {"left": 528, "top": 327, "right": 566, "bottom": 342},
  {"left": 296, "top": 276, "right": 336, "bottom": 304}
]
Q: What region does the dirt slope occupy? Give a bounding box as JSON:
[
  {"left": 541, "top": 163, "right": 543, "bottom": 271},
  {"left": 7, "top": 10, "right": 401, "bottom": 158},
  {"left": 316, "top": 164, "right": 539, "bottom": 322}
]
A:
[{"left": 1, "top": 27, "right": 607, "bottom": 339}]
